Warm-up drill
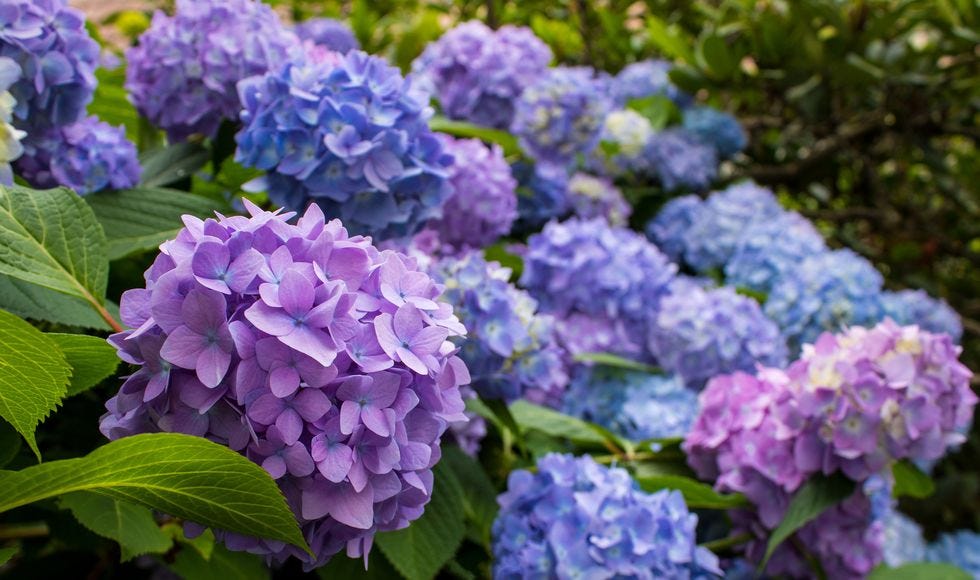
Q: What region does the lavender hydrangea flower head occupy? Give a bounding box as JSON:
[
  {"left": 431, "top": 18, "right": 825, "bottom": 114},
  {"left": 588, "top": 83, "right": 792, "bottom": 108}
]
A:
[
  {"left": 99, "top": 201, "right": 470, "bottom": 568},
  {"left": 565, "top": 172, "right": 631, "bottom": 226},
  {"left": 294, "top": 18, "right": 359, "bottom": 54},
  {"left": 644, "top": 129, "right": 719, "bottom": 192},
  {"left": 126, "top": 0, "right": 300, "bottom": 141},
  {"left": 0, "top": 0, "right": 99, "bottom": 131},
  {"left": 520, "top": 218, "right": 677, "bottom": 362},
  {"left": 724, "top": 210, "right": 827, "bottom": 294},
  {"left": 236, "top": 50, "right": 453, "bottom": 240},
  {"left": 0, "top": 57, "right": 25, "bottom": 184},
  {"left": 15, "top": 115, "right": 140, "bottom": 194},
  {"left": 682, "top": 107, "right": 747, "bottom": 159},
  {"left": 563, "top": 366, "right": 698, "bottom": 441},
  {"left": 511, "top": 161, "right": 570, "bottom": 233},
  {"left": 424, "top": 135, "right": 517, "bottom": 252},
  {"left": 493, "top": 453, "right": 721, "bottom": 579},
  {"left": 511, "top": 67, "right": 611, "bottom": 166},
  {"left": 645, "top": 194, "right": 703, "bottom": 264},
  {"left": 650, "top": 285, "right": 788, "bottom": 390},
  {"left": 412, "top": 22, "right": 552, "bottom": 130},
  {"left": 612, "top": 59, "right": 691, "bottom": 108},
  {"left": 589, "top": 108, "right": 655, "bottom": 177},
  {"left": 881, "top": 289, "right": 963, "bottom": 343},
  {"left": 927, "top": 530, "right": 980, "bottom": 575}
]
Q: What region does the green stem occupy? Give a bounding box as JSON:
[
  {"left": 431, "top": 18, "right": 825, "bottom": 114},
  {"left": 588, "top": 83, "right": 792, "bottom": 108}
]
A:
[
  {"left": 699, "top": 532, "right": 752, "bottom": 553},
  {"left": 0, "top": 522, "right": 49, "bottom": 540}
]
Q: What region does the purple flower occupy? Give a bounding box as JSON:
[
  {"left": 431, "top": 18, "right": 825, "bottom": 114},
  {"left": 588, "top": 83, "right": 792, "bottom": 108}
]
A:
[
  {"left": 611, "top": 59, "right": 691, "bottom": 108},
  {"left": 644, "top": 128, "right": 719, "bottom": 192},
  {"left": 565, "top": 172, "right": 631, "bottom": 226},
  {"left": 375, "top": 304, "right": 449, "bottom": 375},
  {"left": 159, "top": 289, "right": 234, "bottom": 388},
  {"left": 247, "top": 388, "right": 331, "bottom": 445},
  {"left": 336, "top": 373, "right": 400, "bottom": 437},
  {"left": 644, "top": 194, "right": 703, "bottom": 264},
  {"left": 294, "top": 18, "right": 359, "bottom": 54}
]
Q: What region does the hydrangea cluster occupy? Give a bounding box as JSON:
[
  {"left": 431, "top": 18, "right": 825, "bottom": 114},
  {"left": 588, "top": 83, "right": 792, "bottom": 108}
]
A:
[
  {"left": 126, "top": 0, "right": 300, "bottom": 141},
  {"left": 645, "top": 194, "right": 703, "bottom": 264},
  {"left": 611, "top": 59, "right": 690, "bottom": 108},
  {"left": 589, "top": 108, "right": 655, "bottom": 177},
  {"left": 927, "top": 530, "right": 980, "bottom": 575},
  {"left": 649, "top": 285, "right": 788, "bottom": 390},
  {"left": 493, "top": 453, "right": 721, "bottom": 578},
  {"left": 562, "top": 366, "right": 698, "bottom": 441},
  {"left": 236, "top": 50, "right": 453, "bottom": 240},
  {"left": 0, "top": 58, "right": 25, "bottom": 184},
  {"left": 0, "top": 0, "right": 99, "bottom": 131},
  {"left": 16, "top": 115, "right": 139, "bottom": 194},
  {"left": 511, "top": 67, "right": 611, "bottom": 166},
  {"left": 643, "top": 129, "right": 719, "bottom": 192},
  {"left": 565, "top": 172, "right": 631, "bottom": 226},
  {"left": 432, "top": 254, "right": 566, "bottom": 407},
  {"left": 99, "top": 201, "right": 470, "bottom": 567},
  {"left": 294, "top": 18, "right": 359, "bottom": 54},
  {"left": 681, "top": 107, "right": 747, "bottom": 159},
  {"left": 412, "top": 21, "right": 552, "bottom": 130},
  {"left": 424, "top": 135, "right": 517, "bottom": 252},
  {"left": 724, "top": 210, "right": 827, "bottom": 294},
  {"left": 520, "top": 218, "right": 677, "bottom": 361},
  {"left": 511, "top": 161, "right": 570, "bottom": 233},
  {"left": 881, "top": 510, "right": 927, "bottom": 567},
  {"left": 881, "top": 289, "right": 963, "bottom": 343}
]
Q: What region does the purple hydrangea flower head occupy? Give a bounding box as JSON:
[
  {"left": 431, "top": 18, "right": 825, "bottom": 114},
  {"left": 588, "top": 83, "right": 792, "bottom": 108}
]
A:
[
  {"left": 650, "top": 285, "right": 788, "bottom": 390},
  {"left": 682, "top": 181, "right": 784, "bottom": 272},
  {"left": 588, "top": 108, "right": 655, "bottom": 178},
  {"left": 927, "top": 530, "right": 980, "bottom": 575},
  {"left": 520, "top": 218, "right": 677, "bottom": 362},
  {"left": 881, "top": 289, "right": 963, "bottom": 343},
  {"left": 565, "top": 172, "right": 631, "bottom": 226},
  {"left": 236, "top": 49, "right": 453, "bottom": 241},
  {"left": 765, "top": 249, "right": 885, "bottom": 353},
  {"left": 612, "top": 59, "right": 691, "bottom": 108},
  {"left": 563, "top": 366, "right": 698, "bottom": 441},
  {"left": 682, "top": 107, "right": 747, "bottom": 159},
  {"left": 644, "top": 129, "right": 719, "bottom": 192},
  {"left": 15, "top": 115, "right": 140, "bottom": 194},
  {"left": 411, "top": 21, "right": 552, "bottom": 130},
  {"left": 0, "top": 57, "right": 26, "bottom": 184},
  {"left": 294, "top": 18, "right": 359, "bottom": 54},
  {"left": 511, "top": 66, "right": 611, "bottom": 166},
  {"left": 724, "top": 210, "right": 827, "bottom": 294},
  {"left": 493, "top": 453, "right": 721, "bottom": 579},
  {"left": 126, "top": 0, "right": 300, "bottom": 141},
  {"left": 424, "top": 135, "right": 517, "bottom": 252},
  {"left": 0, "top": 0, "right": 99, "bottom": 131},
  {"left": 511, "top": 161, "right": 570, "bottom": 233},
  {"left": 645, "top": 194, "right": 703, "bottom": 264},
  {"left": 99, "top": 201, "right": 471, "bottom": 568}
]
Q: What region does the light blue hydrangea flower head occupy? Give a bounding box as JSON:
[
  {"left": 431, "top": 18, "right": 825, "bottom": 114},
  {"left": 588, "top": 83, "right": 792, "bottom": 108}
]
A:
[
  {"left": 612, "top": 59, "right": 691, "bottom": 108},
  {"left": 645, "top": 194, "right": 704, "bottom": 264},
  {"left": 881, "top": 289, "right": 963, "bottom": 343},
  {"left": 563, "top": 366, "right": 698, "bottom": 441},
  {"left": 565, "top": 172, "right": 631, "bottom": 226},
  {"left": 294, "top": 17, "right": 359, "bottom": 54},
  {"left": 927, "top": 530, "right": 980, "bottom": 576},
  {"left": 682, "top": 106, "right": 747, "bottom": 159},
  {"left": 644, "top": 129, "right": 719, "bottom": 192},
  {"left": 511, "top": 161, "right": 570, "bottom": 234},
  {"left": 881, "top": 510, "right": 927, "bottom": 567},
  {"left": 0, "top": 57, "right": 26, "bottom": 184},
  {"left": 126, "top": 0, "right": 300, "bottom": 141},
  {"left": 493, "top": 453, "right": 721, "bottom": 579},
  {"left": 511, "top": 66, "right": 611, "bottom": 166},
  {"left": 724, "top": 210, "right": 827, "bottom": 294},
  {"left": 236, "top": 49, "right": 454, "bottom": 240},
  {"left": 765, "top": 249, "right": 885, "bottom": 354},
  {"left": 650, "top": 284, "right": 788, "bottom": 390}
]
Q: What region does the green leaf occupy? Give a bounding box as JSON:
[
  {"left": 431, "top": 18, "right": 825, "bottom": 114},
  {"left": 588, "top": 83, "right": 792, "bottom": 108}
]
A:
[
  {"left": 892, "top": 460, "right": 935, "bottom": 499},
  {"left": 698, "top": 33, "right": 738, "bottom": 79},
  {"left": 89, "top": 69, "right": 140, "bottom": 142},
  {"left": 0, "top": 309, "right": 71, "bottom": 459},
  {"left": 635, "top": 475, "right": 749, "bottom": 509},
  {"left": 509, "top": 400, "right": 606, "bottom": 446},
  {"left": 761, "top": 473, "right": 855, "bottom": 567},
  {"left": 573, "top": 352, "right": 661, "bottom": 374},
  {"left": 162, "top": 521, "right": 215, "bottom": 560},
  {"left": 139, "top": 143, "right": 210, "bottom": 188},
  {"left": 316, "top": 547, "right": 400, "bottom": 579},
  {"left": 429, "top": 117, "right": 520, "bottom": 157},
  {"left": 868, "top": 562, "right": 972, "bottom": 580},
  {"left": 59, "top": 491, "right": 172, "bottom": 560},
  {"left": 169, "top": 543, "right": 268, "bottom": 580},
  {"left": 441, "top": 446, "right": 498, "bottom": 547},
  {"left": 86, "top": 187, "right": 228, "bottom": 260},
  {"left": 626, "top": 95, "right": 680, "bottom": 131},
  {"left": 0, "top": 433, "right": 310, "bottom": 554},
  {"left": 47, "top": 334, "right": 119, "bottom": 396},
  {"left": 376, "top": 461, "right": 466, "bottom": 580},
  {"left": 0, "top": 275, "right": 113, "bottom": 330},
  {"left": 646, "top": 15, "right": 695, "bottom": 63},
  {"left": 0, "top": 547, "right": 16, "bottom": 566},
  {"left": 0, "top": 419, "right": 21, "bottom": 469}
]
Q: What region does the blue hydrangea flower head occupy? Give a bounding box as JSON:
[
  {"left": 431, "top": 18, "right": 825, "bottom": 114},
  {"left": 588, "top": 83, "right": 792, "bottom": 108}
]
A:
[
  {"left": 15, "top": 115, "right": 140, "bottom": 194},
  {"left": 511, "top": 66, "right": 611, "bottom": 166},
  {"left": 927, "top": 530, "right": 980, "bottom": 575},
  {"left": 881, "top": 289, "right": 963, "bottom": 343},
  {"left": 0, "top": 0, "right": 99, "bottom": 131},
  {"left": 236, "top": 49, "right": 453, "bottom": 240},
  {"left": 644, "top": 129, "right": 719, "bottom": 192},
  {"left": 612, "top": 59, "right": 691, "bottom": 108},
  {"left": 566, "top": 172, "right": 631, "bottom": 226},
  {"left": 294, "top": 17, "right": 359, "bottom": 54},
  {"left": 881, "top": 510, "right": 927, "bottom": 567},
  {"left": 645, "top": 194, "right": 704, "bottom": 264},
  {"left": 126, "top": 0, "right": 300, "bottom": 141},
  {"left": 412, "top": 21, "right": 552, "bottom": 130},
  {"left": 511, "top": 161, "right": 570, "bottom": 233},
  {"left": 724, "top": 210, "right": 827, "bottom": 294},
  {"left": 682, "top": 106, "right": 747, "bottom": 159},
  {"left": 493, "top": 453, "right": 721, "bottom": 579},
  {"left": 563, "top": 366, "right": 698, "bottom": 441}
]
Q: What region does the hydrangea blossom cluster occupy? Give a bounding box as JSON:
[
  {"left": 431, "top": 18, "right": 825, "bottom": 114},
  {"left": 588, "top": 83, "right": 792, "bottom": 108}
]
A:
[
  {"left": 681, "top": 106, "right": 747, "bottom": 159},
  {"left": 236, "top": 50, "right": 453, "bottom": 240},
  {"left": 643, "top": 129, "right": 719, "bottom": 192},
  {"left": 294, "top": 18, "right": 359, "bottom": 54},
  {"left": 0, "top": 58, "right": 25, "bottom": 184},
  {"left": 562, "top": 366, "right": 698, "bottom": 441},
  {"left": 511, "top": 67, "right": 611, "bottom": 166},
  {"left": 432, "top": 254, "right": 566, "bottom": 407},
  {"left": 724, "top": 210, "right": 827, "bottom": 294},
  {"left": 589, "top": 108, "right": 655, "bottom": 177},
  {"left": 510, "top": 161, "right": 570, "bottom": 233},
  {"left": 882, "top": 289, "right": 963, "bottom": 343},
  {"left": 645, "top": 194, "right": 703, "bottom": 264},
  {"left": 16, "top": 115, "right": 139, "bottom": 194},
  {"left": 520, "top": 218, "right": 677, "bottom": 361},
  {"left": 412, "top": 21, "right": 552, "bottom": 130},
  {"left": 126, "top": 0, "right": 300, "bottom": 141},
  {"left": 99, "top": 201, "right": 470, "bottom": 567},
  {"left": 0, "top": 0, "right": 99, "bottom": 131},
  {"left": 611, "top": 59, "right": 690, "bottom": 108},
  {"left": 424, "top": 135, "right": 517, "bottom": 252},
  {"left": 927, "top": 530, "right": 980, "bottom": 575},
  {"left": 649, "top": 285, "right": 788, "bottom": 390},
  {"left": 881, "top": 510, "right": 927, "bottom": 567},
  {"left": 565, "top": 172, "right": 631, "bottom": 226},
  {"left": 493, "top": 453, "right": 721, "bottom": 578}
]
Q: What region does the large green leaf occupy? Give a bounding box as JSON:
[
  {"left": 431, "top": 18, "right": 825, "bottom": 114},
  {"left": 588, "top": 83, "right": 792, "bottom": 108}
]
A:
[
  {"left": 59, "top": 491, "right": 172, "bottom": 560},
  {"left": 892, "top": 460, "right": 935, "bottom": 499},
  {"left": 47, "top": 334, "right": 119, "bottom": 396},
  {"left": 0, "top": 309, "right": 71, "bottom": 459},
  {"left": 376, "top": 461, "right": 466, "bottom": 580},
  {"left": 762, "top": 473, "right": 855, "bottom": 567},
  {"left": 0, "top": 419, "right": 21, "bottom": 469},
  {"left": 429, "top": 117, "right": 520, "bottom": 157},
  {"left": 0, "top": 275, "right": 112, "bottom": 330},
  {"left": 139, "top": 143, "right": 210, "bottom": 188},
  {"left": 441, "top": 446, "right": 498, "bottom": 547},
  {"left": 868, "top": 562, "right": 972, "bottom": 580},
  {"left": 0, "top": 547, "right": 15, "bottom": 566},
  {"left": 87, "top": 187, "right": 228, "bottom": 260},
  {"left": 0, "top": 433, "right": 310, "bottom": 554},
  {"left": 646, "top": 15, "right": 696, "bottom": 63},
  {"left": 635, "top": 474, "right": 748, "bottom": 509},
  {"left": 169, "top": 543, "right": 268, "bottom": 580},
  {"left": 509, "top": 400, "right": 608, "bottom": 447}
]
